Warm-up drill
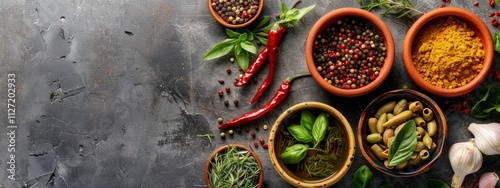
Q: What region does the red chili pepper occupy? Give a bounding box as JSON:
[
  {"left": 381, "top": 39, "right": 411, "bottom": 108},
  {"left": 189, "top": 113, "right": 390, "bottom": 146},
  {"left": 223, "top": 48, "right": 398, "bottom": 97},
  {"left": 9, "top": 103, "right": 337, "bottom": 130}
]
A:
[
  {"left": 218, "top": 74, "right": 310, "bottom": 130},
  {"left": 234, "top": 26, "right": 286, "bottom": 86},
  {"left": 249, "top": 26, "right": 282, "bottom": 104}
]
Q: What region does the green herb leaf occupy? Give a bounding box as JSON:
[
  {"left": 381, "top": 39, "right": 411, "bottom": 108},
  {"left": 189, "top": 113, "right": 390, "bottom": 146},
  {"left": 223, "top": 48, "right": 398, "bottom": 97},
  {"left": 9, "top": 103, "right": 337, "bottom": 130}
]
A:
[
  {"left": 388, "top": 120, "right": 417, "bottom": 166},
  {"left": 470, "top": 85, "right": 500, "bottom": 118},
  {"left": 255, "top": 16, "right": 270, "bottom": 31},
  {"left": 240, "top": 41, "right": 257, "bottom": 54},
  {"left": 235, "top": 50, "right": 249, "bottom": 71},
  {"left": 495, "top": 33, "right": 500, "bottom": 52},
  {"left": 426, "top": 178, "right": 450, "bottom": 188},
  {"left": 352, "top": 165, "right": 373, "bottom": 188},
  {"left": 281, "top": 2, "right": 288, "bottom": 19},
  {"left": 244, "top": 29, "right": 254, "bottom": 41},
  {"left": 280, "top": 144, "right": 308, "bottom": 164},
  {"left": 238, "top": 33, "right": 248, "bottom": 41},
  {"left": 287, "top": 124, "right": 313, "bottom": 143},
  {"left": 301, "top": 110, "right": 315, "bottom": 133},
  {"left": 312, "top": 112, "right": 329, "bottom": 146},
  {"left": 255, "top": 35, "right": 268, "bottom": 45},
  {"left": 226, "top": 29, "right": 241, "bottom": 38},
  {"left": 497, "top": 0, "right": 500, "bottom": 5},
  {"left": 203, "top": 39, "right": 237, "bottom": 60},
  {"left": 278, "top": 4, "right": 316, "bottom": 27},
  {"left": 234, "top": 43, "right": 242, "bottom": 55}
]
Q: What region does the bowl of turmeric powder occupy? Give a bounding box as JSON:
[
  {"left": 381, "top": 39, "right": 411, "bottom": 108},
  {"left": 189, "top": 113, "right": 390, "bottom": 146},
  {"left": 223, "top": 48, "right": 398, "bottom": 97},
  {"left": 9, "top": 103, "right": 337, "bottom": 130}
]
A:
[{"left": 402, "top": 7, "right": 494, "bottom": 97}]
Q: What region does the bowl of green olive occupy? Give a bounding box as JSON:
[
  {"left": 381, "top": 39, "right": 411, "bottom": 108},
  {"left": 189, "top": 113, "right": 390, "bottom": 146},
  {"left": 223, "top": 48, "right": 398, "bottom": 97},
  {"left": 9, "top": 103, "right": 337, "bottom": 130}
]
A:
[
  {"left": 268, "top": 102, "right": 356, "bottom": 187},
  {"left": 357, "top": 89, "right": 447, "bottom": 177}
]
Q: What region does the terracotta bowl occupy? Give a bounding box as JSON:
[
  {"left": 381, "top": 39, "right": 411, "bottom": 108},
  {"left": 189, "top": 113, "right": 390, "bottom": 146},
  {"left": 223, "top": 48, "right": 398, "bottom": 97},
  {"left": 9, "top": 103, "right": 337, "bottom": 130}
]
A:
[
  {"left": 402, "top": 7, "right": 493, "bottom": 97},
  {"left": 268, "top": 102, "right": 356, "bottom": 187},
  {"left": 208, "top": 0, "right": 264, "bottom": 29},
  {"left": 357, "top": 89, "right": 447, "bottom": 177},
  {"left": 204, "top": 144, "right": 264, "bottom": 188},
  {"left": 305, "top": 8, "right": 395, "bottom": 97}
]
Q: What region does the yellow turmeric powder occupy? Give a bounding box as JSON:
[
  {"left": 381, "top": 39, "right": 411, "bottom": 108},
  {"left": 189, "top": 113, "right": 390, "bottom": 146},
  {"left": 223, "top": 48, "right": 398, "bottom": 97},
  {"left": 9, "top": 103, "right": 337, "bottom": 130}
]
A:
[{"left": 412, "top": 16, "right": 484, "bottom": 89}]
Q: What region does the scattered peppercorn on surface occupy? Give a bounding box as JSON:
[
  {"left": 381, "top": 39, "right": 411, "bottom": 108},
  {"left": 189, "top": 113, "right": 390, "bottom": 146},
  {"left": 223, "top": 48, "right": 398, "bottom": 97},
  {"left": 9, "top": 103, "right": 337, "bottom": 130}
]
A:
[{"left": 411, "top": 16, "right": 484, "bottom": 89}]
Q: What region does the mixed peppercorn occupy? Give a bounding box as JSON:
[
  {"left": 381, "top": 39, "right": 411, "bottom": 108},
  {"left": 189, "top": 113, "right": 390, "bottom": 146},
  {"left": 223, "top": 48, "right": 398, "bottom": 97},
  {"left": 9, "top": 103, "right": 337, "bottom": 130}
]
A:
[
  {"left": 312, "top": 17, "right": 386, "bottom": 89},
  {"left": 211, "top": 0, "right": 260, "bottom": 25}
]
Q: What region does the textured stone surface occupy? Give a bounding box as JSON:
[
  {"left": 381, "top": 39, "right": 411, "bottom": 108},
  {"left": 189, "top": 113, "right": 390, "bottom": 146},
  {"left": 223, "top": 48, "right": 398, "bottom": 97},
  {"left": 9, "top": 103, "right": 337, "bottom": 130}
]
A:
[{"left": 0, "top": 0, "right": 499, "bottom": 187}]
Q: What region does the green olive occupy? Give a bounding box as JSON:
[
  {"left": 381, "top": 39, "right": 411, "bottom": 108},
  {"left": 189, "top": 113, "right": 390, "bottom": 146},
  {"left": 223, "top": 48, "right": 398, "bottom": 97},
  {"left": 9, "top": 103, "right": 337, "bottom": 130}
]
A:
[
  {"left": 419, "top": 149, "right": 430, "bottom": 160},
  {"left": 383, "top": 110, "right": 413, "bottom": 128},
  {"left": 422, "top": 108, "right": 434, "bottom": 121},
  {"left": 393, "top": 99, "right": 408, "bottom": 116},
  {"left": 377, "top": 113, "right": 387, "bottom": 134},
  {"left": 371, "top": 144, "right": 388, "bottom": 160},
  {"left": 423, "top": 132, "right": 433, "bottom": 149},
  {"left": 414, "top": 117, "right": 426, "bottom": 127},
  {"left": 427, "top": 120, "right": 437, "bottom": 137},
  {"left": 414, "top": 141, "right": 425, "bottom": 152},
  {"left": 368, "top": 117, "right": 378, "bottom": 134},
  {"left": 374, "top": 101, "right": 396, "bottom": 119},
  {"left": 408, "top": 101, "right": 423, "bottom": 113},
  {"left": 408, "top": 153, "right": 421, "bottom": 165},
  {"left": 366, "top": 133, "right": 382, "bottom": 144}
]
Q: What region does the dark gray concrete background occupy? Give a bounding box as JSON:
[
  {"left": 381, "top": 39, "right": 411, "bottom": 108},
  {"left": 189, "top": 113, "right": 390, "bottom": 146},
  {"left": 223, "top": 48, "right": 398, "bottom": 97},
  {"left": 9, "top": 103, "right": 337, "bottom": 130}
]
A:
[{"left": 1, "top": 0, "right": 499, "bottom": 187}]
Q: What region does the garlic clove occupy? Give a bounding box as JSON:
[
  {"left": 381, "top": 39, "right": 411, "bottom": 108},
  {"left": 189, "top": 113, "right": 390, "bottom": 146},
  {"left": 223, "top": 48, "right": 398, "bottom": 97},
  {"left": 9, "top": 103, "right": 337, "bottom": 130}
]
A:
[
  {"left": 468, "top": 123, "right": 500, "bottom": 155},
  {"left": 478, "top": 172, "right": 499, "bottom": 188},
  {"left": 449, "top": 138, "right": 483, "bottom": 188}
]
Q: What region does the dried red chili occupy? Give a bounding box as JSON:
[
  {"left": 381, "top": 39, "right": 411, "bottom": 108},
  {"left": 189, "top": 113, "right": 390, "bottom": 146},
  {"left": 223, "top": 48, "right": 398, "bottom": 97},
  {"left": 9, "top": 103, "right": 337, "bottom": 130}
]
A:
[
  {"left": 249, "top": 27, "right": 281, "bottom": 104},
  {"left": 218, "top": 73, "right": 311, "bottom": 130},
  {"left": 234, "top": 26, "right": 286, "bottom": 86}
]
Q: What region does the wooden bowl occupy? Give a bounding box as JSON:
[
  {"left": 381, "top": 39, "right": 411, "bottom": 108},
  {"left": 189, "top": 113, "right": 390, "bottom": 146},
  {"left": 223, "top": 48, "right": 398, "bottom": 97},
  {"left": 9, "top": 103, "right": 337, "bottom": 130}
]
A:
[
  {"left": 305, "top": 8, "right": 395, "bottom": 97},
  {"left": 207, "top": 0, "right": 264, "bottom": 29},
  {"left": 357, "top": 89, "right": 447, "bottom": 177},
  {"left": 268, "top": 102, "right": 356, "bottom": 187},
  {"left": 402, "top": 7, "right": 493, "bottom": 97},
  {"left": 204, "top": 144, "right": 264, "bottom": 188}
]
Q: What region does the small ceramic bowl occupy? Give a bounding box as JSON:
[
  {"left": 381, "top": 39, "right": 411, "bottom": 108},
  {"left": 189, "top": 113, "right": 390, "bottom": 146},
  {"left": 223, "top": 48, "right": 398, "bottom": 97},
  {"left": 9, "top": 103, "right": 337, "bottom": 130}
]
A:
[
  {"left": 305, "top": 8, "right": 395, "bottom": 97},
  {"left": 357, "top": 89, "right": 447, "bottom": 177},
  {"left": 402, "top": 7, "right": 493, "bottom": 97},
  {"left": 204, "top": 144, "right": 264, "bottom": 188},
  {"left": 207, "top": 0, "right": 264, "bottom": 29},
  {"left": 268, "top": 102, "right": 356, "bottom": 187}
]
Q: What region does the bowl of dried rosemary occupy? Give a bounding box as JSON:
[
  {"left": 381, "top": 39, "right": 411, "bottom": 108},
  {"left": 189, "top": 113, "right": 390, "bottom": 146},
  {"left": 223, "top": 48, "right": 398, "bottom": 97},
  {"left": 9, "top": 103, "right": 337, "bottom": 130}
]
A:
[
  {"left": 268, "top": 102, "right": 356, "bottom": 187},
  {"left": 204, "top": 144, "right": 264, "bottom": 188}
]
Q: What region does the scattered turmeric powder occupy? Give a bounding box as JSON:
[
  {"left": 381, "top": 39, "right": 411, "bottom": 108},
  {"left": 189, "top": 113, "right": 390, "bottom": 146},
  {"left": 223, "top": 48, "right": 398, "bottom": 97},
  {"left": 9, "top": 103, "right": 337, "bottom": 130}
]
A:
[{"left": 412, "top": 16, "right": 484, "bottom": 89}]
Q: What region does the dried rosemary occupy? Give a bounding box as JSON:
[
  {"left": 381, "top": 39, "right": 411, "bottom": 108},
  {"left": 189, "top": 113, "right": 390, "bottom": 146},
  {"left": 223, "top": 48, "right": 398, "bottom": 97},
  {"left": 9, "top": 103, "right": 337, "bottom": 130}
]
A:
[{"left": 208, "top": 145, "right": 260, "bottom": 188}]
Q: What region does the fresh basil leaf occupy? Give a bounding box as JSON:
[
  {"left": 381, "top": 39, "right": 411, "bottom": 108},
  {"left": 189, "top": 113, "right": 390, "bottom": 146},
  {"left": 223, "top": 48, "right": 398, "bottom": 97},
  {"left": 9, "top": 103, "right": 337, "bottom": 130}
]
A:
[
  {"left": 426, "top": 178, "right": 450, "bottom": 188},
  {"left": 470, "top": 86, "right": 500, "bottom": 118},
  {"left": 288, "top": 5, "right": 316, "bottom": 26},
  {"left": 234, "top": 43, "right": 242, "bottom": 55},
  {"left": 245, "top": 29, "right": 254, "bottom": 41},
  {"left": 238, "top": 33, "right": 248, "bottom": 41},
  {"left": 287, "top": 124, "right": 313, "bottom": 143},
  {"left": 300, "top": 110, "right": 315, "bottom": 133},
  {"left": 388, "top": 120, "right": 417, "bottom": 167},
  {"left": 254, "top": 32, "right": 268, "bottom": 37},
  {"left": 280, "top": 144, "right": 308, "bottom": 164},
  {"left": 203, "top": 39, "right": 237, "bottom": 60},
  {"left": 240, "top": 41, "right": 257, "bottom": 54},
  {"left": 352, "top": 165, "right": 373, "bottom": 188},
  {"left": 312, "top": 112, "right": 329, "bottom": 144},
  {"left": 254, "top": 16, "right": 270, "bottom": 30},
  {"left": 235, "top": 50, "right": 249, "bottom": 71},
  {"left": 255, "top": 35, "right": 268, "bottom": 45},
  {"left": 226, "top": 28, "right": 241, "bottom": 38},
  {"left": 494, "top": 33, "right": 500, "bottom": 52}
]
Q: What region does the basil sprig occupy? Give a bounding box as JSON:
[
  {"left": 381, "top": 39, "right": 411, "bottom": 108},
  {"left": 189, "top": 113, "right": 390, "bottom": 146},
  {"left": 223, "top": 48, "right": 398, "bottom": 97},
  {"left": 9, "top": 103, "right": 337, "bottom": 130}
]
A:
[
  {"left": 470, "top": 85, "right": 500, "bottom": 119},
  {"left": 387, "top": 120, "right": 417, "bottom": 167},
  {"left": 202, "top": 17, "right": 272, "bottom": 71}
]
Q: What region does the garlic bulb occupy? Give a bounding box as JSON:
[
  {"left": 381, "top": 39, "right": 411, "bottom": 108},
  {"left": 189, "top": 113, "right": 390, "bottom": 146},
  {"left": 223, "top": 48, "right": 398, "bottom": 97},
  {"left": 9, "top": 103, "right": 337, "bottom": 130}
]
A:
[
  {"left": 479, "top": 172, "right": 499, "bottom": 188},
  {"left": 468, "top": 123, "right": 500, "bottom": 155},
  {"left": 449, "top": 138, "right": 483, "bottom": 188}
]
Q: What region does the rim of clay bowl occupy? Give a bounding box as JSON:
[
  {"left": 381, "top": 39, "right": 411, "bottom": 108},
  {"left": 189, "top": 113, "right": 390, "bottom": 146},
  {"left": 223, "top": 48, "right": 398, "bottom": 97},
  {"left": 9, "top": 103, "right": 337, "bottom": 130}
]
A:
[
  {"left": 402, "top": 7, "right": 493, "bottom": 97},
  {"left": 306, "top": 8, "right": 395, "bottom": 97},
  {"left": 268, "top": 102, "right": 356, "bottom": 187},
  {"left": 204, "top": 144, "right": 264, "bottom": 188},
  {"left": 207, "top": 0, "right": 264, "bottom": 29}
]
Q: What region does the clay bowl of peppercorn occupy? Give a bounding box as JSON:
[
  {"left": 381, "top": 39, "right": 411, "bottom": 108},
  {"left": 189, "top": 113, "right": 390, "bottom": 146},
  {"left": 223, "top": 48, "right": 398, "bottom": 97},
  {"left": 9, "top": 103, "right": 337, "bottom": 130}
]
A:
[
  {"left": 402, "top": 7, "right": 494, "bottom": 97},
  {"left": 204, "top": 144, "right": 264, "bottom": 187},
  {"left": 305, "top": 8, "right": 395, "bottom": 97},
  {"left": 357, "top": 89, "right": 447, "bottom": 177},
  {"left": 208, "top": 0, "right": 264, "bottom": 29},
  {"left": 268, "top": 102, "right": 356, "bottom": 187}
]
